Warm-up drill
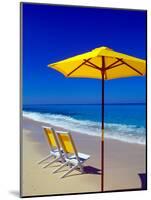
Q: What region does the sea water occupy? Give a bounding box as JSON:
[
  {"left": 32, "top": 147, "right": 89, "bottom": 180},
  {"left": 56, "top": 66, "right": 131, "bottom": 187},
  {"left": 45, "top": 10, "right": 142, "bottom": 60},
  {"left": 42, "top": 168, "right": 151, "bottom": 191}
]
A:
[{"left": 23, "top": 104, "right": 146, "bottom": 145}]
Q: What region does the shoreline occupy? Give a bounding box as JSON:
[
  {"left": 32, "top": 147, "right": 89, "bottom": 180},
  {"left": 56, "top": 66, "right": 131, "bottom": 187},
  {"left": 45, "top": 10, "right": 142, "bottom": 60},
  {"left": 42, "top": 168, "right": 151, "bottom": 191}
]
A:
[
  {"left": 21, "top": 116, "right": 146, "bottom": 196},
  {"left": 22, "top": 115, "right": 145, "bottom": 146}
]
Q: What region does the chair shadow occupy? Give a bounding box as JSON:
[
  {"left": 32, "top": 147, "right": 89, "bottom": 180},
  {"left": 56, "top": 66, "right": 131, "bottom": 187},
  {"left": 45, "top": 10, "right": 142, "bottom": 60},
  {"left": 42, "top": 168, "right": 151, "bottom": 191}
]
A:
[
  {"left": 83, "top": 166, "right": 101, "bottom": 175},
  {"left": 138, "top": 173, "right": 147, "bottom": 189},
  {"left": 66, "top": 166, "right": 101, "bottom": 178},
  {"left": 45, "top": 164, "right": 61, "bottom": 168},
  {"left": 40, "top": 160, "right": 62, "bottom": 168}
]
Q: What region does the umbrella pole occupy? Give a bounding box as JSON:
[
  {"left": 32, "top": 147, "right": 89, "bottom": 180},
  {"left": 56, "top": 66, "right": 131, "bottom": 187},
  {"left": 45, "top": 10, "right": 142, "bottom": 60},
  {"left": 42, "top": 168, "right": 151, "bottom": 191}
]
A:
[{"left": 101, "top": 57, "right": 105, "bottom": 192}]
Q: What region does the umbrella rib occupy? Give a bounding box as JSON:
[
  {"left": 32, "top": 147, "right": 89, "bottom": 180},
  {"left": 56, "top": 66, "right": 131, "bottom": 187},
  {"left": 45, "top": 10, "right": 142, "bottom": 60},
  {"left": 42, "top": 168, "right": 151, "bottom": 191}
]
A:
[
  {"left": 84, "top": 63, "right": 95, "bottom": 68},
  {"left": 84, "top": 60, "right": 102, "bottom": 71},
  {"left": 120, "top": 60, "right": 143, "bottom": 75},
  {"left": 106, "top": 62, "right": 124, "bottom": 70},
  {"left": 85, "top": 61, "right": 107, "bottom": 79},
  {"left": 84, "top": 63, "right": 102, "bottom": 71},
  {"left": 105, "top": 59, "right": 122, "bottom": 70},
  {"left": 67, "top": 58, "right": 91, "bottom": 77}
]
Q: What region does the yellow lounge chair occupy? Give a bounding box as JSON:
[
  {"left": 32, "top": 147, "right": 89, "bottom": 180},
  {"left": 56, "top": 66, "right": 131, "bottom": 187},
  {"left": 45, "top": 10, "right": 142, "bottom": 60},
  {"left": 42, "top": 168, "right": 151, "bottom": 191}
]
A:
[
  {"left": 54, "top": 131, "right": 90, "bottom": 178},
  {"left": 37, "top": 126, "right": 64, "bottom": 168}
]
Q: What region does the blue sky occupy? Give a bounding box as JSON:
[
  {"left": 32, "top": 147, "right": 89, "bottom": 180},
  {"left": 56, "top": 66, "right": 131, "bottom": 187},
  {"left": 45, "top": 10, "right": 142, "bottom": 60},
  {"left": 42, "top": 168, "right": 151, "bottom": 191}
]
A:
[{"left": 22, "top": 3, "right": 146, "bottom": 105}]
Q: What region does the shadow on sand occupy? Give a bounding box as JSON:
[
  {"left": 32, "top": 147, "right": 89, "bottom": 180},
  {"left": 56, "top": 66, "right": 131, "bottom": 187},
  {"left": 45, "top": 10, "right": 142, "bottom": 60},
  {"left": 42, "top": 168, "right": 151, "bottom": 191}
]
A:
[
  {"left": 138, "top": 173, "right": 147, "bottom": 189},
  {"left": 83, "top": 166, "right": 101, "bottom": 175},
  {"left": 65, "top": 165, "right": 101, "bottom": 178}
]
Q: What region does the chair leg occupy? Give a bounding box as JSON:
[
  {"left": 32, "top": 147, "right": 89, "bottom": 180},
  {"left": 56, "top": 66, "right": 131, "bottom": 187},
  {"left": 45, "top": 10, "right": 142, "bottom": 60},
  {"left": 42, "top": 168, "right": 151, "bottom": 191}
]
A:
[
  {"left": 53, "top": 161, "right": 69, "bottom": 173},
  {"left": 43, "top": 157, "right": 59, "bottom": 168},
  {"left": 69, "top": 163, "right": 72, "bottom": 168},
  {"left": 60, "top": 156, "right": 65, "bottom": 163},
  {"left": 79, "top": 165, "right": 84, "bottom": 173},
  {"left": 60, "top": 164, "right": 78, "bottom": 178},
  {"left": 37, "top": 154, "right": 53, "bottom": 164}
]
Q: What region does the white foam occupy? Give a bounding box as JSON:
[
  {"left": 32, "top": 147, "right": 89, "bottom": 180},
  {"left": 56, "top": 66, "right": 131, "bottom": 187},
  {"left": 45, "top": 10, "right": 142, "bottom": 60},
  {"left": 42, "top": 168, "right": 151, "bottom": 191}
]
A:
[{"left": 23, "top": 111, "right": 146, "bottom": 145}]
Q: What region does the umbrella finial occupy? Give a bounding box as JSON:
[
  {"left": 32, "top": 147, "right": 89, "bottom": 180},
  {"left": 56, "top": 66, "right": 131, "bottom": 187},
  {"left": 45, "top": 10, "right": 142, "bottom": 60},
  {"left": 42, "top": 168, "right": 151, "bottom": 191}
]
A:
[
  {"left": 100, "top": 46, "right": 113, "bottom": 51},
  {"left": 92, "top": 46, "right": 113, "bottom": 52}
]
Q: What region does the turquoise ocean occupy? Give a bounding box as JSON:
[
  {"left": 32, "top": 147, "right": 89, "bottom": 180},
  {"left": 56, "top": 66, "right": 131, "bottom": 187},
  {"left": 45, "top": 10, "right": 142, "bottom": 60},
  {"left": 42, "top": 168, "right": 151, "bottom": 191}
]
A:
[{"left": 23, "top": 104, "right": 146, "bottom": 145}]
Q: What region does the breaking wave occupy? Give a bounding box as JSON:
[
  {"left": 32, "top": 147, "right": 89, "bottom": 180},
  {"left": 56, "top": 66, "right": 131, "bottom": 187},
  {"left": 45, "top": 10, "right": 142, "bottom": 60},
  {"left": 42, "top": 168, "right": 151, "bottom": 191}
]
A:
[{"left": 23, "top": 111, "right": 146, "bottom": 145}]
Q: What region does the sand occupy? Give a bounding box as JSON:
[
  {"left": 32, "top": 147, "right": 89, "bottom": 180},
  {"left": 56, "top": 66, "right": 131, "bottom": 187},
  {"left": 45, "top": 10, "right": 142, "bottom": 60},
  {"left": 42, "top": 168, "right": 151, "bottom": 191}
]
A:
[{"left": 21, "top": 117, "right": 146, "bottom": 197}]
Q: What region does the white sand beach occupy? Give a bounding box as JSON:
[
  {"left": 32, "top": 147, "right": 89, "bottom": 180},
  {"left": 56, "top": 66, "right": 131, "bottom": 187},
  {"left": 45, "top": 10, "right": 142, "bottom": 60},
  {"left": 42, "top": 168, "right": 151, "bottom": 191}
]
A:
[{"left": 21, "top": 117, "right": 146, "bottom": 197}]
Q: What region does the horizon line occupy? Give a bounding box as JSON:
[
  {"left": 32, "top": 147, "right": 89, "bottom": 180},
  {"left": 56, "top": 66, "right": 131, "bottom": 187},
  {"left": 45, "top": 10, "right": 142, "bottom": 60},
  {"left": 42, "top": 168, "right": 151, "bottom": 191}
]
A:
[{"left": 23, "top": 102, "right": 146, "bottom": 106}]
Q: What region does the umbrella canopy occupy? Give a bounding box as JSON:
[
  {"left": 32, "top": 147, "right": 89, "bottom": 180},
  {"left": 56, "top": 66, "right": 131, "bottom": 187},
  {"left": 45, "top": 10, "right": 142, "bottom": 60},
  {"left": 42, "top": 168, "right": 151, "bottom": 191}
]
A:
[
  {"left": 48, "top": 46, "right": 146, "bottom": 80},
  {"left": 48, "top": 46, "right": 146, "bottom": 192}
]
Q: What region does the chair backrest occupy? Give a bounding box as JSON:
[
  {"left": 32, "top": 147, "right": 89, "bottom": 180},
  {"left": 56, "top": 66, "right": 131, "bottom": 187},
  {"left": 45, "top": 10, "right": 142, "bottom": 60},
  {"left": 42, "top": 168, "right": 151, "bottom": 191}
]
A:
[
  {"left": 57, "top": 131, "right": 78, "bottom": 157},
  {"left": 43, "top": 126, "right": 60, "bottom": 151}
]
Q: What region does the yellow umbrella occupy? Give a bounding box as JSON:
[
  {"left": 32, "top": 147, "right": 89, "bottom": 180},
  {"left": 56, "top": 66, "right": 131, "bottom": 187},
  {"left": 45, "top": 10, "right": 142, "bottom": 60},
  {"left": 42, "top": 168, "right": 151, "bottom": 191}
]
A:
[{"left": 48, "top": 46, "right": 146, "bottom": 191}]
